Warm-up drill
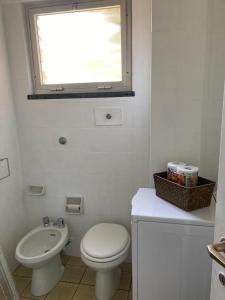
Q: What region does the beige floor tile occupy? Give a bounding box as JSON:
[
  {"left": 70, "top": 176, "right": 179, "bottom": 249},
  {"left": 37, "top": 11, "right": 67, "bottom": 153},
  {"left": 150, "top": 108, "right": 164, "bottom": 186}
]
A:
[
  {"left": 112, "top": 290, "right": 129, "bottom": 300},
  {"left": 73, "top": 284, "right": 96, "bottom": 300},
  {"left": 81, "top": 268, "right": 95, "bottom": 285},
  {"left": 61, "top": 254, "right": 71, "bottom": 266},
  {"left": 121, "top": 263, "right": 132, "bottom": 273},
  {"left": 46, "top": 282, "right": 78, "bottom": 300},
  {"left": 119, "top": 272, "right": 132, "bottom": 291},
  {"left": 21, "top": 284, "right": 46, "bottom": 299},
  {"left": 14, "top": 265, "right": 32, "bottom": 277},
  {"left": 13, "top": 276, "right": 31, "bottom": 294},
  {"left": 62, "top": 265, "right": 86, "bottom": 284},
  {"left": 67, "top": 256, "right": 86, "bottom": 267}
]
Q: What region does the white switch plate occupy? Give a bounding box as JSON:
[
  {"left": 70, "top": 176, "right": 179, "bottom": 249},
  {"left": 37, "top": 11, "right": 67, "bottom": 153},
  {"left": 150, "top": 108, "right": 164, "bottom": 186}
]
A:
[
  {"left": 0, "top": 158, "right": 10, "bottom": 180},
  {"left": 94, "top": 107, "right": 123, "bottom": 126}
]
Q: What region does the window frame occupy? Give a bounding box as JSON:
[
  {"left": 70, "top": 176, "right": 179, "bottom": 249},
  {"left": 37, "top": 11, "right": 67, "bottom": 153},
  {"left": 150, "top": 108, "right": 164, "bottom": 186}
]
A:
[{"left": 24, "top": 0, "right": 132, "bottom": 95}]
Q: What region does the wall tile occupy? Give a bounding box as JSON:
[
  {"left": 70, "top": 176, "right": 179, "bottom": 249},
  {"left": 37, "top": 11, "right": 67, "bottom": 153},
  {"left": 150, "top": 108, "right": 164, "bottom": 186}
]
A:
[
  {"left": 3, "top": 0, "right": 150, "bottom": 257},
  {"left": 0, "top": 6, "right": 28, "bottom": 271},
  {"left": 152, "top": 0, "right": 208, "bottom": 33}
]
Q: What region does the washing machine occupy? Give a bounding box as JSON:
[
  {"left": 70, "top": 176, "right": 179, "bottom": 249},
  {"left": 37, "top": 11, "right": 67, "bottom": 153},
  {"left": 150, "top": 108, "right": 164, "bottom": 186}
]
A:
[{"left": 131, "top": 188, "right": 215, "bottom": 300}]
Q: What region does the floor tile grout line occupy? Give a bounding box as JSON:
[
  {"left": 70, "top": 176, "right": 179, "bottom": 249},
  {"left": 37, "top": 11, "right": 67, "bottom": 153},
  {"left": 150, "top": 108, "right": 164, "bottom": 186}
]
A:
[
  {"left": 19, "top": 281, "right": 32, "bottom": 297},
  {"left": 79, "top": 266, "right": 88, "bottom": 284},
  {"left": 72, "top": 283, "right": 82, "bottom": 299},
  {"left": 71, "top": 282, "right": 80, "bottom": 300},
  {"left": 79, "top": 282, "right": 95, "bottom": 286}
]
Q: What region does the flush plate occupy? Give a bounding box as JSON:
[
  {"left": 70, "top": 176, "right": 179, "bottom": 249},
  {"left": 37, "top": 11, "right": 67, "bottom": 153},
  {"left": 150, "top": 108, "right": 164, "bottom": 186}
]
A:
[{"left": 94, "top": 107, "right": 123, "bottom": 126}]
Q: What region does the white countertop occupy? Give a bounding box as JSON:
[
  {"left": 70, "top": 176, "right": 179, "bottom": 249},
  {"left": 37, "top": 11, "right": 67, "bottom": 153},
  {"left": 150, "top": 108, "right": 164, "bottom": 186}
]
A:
[{"left": 131, "top": 188, "right": 215, "bottom": 226}]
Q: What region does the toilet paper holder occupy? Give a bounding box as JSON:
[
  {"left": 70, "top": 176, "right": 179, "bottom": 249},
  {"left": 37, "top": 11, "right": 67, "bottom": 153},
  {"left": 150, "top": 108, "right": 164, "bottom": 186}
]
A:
[{"left": 65, "top": 196, "right": 84, "bottom": 215}]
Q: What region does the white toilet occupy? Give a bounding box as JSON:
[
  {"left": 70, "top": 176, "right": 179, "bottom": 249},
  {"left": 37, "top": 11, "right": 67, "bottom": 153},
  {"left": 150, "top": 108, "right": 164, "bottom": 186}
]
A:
[
  {"left": 80, "top": 223, "right": 130, "bottom": 300},
  {"left": 15, "top": 223, "right": 68, "bottom": 296}
]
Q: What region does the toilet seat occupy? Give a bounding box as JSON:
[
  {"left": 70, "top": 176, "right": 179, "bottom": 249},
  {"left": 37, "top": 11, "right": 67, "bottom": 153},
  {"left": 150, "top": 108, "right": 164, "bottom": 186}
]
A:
[
  {"left": 80, "top": 223, "right": 130, "bottom": 263},
  {"left": 80, "top": 223, "right": 130, "bottom": 300},
  {"left": 81, "top": 240, "right": 130, "bottom": 263}
]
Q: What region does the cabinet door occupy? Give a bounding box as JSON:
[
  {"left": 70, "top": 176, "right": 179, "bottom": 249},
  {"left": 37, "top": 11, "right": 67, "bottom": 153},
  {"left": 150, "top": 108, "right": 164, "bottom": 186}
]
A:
[{"left": 137, "top": 221, "right": 214, "bottom": 300}]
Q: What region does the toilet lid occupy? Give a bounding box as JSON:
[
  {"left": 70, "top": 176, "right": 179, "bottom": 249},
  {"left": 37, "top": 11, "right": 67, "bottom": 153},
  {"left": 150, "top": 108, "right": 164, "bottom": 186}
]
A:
[{"left": 82, "top": 223, "right": 129, "bottom": 259}]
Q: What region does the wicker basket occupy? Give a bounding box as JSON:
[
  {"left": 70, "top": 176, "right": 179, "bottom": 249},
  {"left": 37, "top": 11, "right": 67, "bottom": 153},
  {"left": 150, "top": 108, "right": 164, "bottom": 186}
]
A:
[{"left": 153, "top": 172, "right": 216, "bottom": 211}]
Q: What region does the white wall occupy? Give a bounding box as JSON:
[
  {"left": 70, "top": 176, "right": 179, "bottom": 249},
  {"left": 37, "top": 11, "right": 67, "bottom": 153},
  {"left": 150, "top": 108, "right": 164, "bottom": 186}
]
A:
[
  {"left": 209, "top": 2, "right": 225, "bottom": 291},
  {"left": 2, "top": 0, "right": 223, "bottom": 260},
  {"left": 210, "top": 88, "right": 225, "bottom": 300},
  {"left": 208, "top": 2, "right": 225, "bottom": 296},
  {"left": 0, "top": 5, "right": 27, "bottom": 270},
  {"left": 3, "top": 0, "right": 151, "bottom": 255},
  {"left": 200, "top": 0, "right": 225, "bottom": 181},
  {"left": 149, "top": 0, "right": 225, "bottom": 184},
  {"left": 150, "top": 0, "right": 208, "bottom": 184}
]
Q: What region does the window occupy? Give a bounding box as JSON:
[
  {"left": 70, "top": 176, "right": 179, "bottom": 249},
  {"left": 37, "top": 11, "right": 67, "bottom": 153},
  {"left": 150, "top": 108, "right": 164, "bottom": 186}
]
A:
[{"left": 25, "top": 0, "right": 132, "bottom": 95}]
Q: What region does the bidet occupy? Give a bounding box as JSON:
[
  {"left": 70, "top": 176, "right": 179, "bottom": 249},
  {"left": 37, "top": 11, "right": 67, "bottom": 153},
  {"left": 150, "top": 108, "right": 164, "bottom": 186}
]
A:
[{"left": 15, "top": 222, "right": 68, "bottom": 296}]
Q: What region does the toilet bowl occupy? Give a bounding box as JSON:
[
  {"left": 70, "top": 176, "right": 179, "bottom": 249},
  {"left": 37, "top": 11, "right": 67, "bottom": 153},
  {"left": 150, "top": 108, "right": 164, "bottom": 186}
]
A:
[
  {"left": 80, "top": 223, "right": 130, "bottom": 300},
  {"left": 15, "top": 224, "right": 68, "bottom": 296}
]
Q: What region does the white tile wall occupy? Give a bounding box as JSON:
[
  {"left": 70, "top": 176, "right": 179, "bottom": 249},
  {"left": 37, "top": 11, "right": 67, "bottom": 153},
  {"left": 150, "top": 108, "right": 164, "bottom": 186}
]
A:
[
  {"left": 1, "top": 0, "right": 224, "bottom": 260},
  {"left": 150, "top": 0, "right": 224, "bottom": 184},
  {"left": 150, "top": 0, "right": 208, "bottom": 182},
  {"left": 2, "top": 0, "right": 151, "bottom": 255},
  {"left": 200, "top": 0, "right": 225, "bottom": 181},
  {"left": 0, "top": 6, "right": 27, "bottom": 270},
  {"left": 152, "top": 0, "right": 208, "bottom": 33},
  {"left": 210, "top": 62, "right": 225, "bottom": 300}
]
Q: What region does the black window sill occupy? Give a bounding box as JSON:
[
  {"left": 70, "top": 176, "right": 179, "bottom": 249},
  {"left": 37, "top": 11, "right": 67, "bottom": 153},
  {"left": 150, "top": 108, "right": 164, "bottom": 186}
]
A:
[{"left": 27, "top": 91, "right": 135, "bottom": 100}]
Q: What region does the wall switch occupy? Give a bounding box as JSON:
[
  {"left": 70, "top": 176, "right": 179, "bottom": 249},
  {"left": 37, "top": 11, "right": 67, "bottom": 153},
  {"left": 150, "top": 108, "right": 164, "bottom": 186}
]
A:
[
  {"left": 0, "top": 158, "right": 10, "bottom": 181},
  {"left": 94, "top": 107, "right": 123, "bottom": 126}
]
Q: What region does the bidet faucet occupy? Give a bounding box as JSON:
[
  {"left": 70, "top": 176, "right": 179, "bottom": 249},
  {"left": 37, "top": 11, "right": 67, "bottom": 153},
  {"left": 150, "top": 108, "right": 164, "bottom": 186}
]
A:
[
  {"left": 42, "top": 216, "right": 50, "bottom": 227},
  {"left": 57, "top": 217, "right": 65, "bottom": 228}
]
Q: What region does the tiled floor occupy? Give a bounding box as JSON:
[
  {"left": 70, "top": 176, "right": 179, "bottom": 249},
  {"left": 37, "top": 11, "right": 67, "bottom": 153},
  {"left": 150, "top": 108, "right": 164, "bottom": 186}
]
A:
[{"left": 13, "top": 255, "right": 132, "bottom": 300}]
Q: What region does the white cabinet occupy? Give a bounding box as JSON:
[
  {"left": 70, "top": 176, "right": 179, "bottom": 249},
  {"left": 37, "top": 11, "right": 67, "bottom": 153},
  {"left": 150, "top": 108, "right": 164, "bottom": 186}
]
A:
[{"left": 131, "top": 189, "right": 215, "bottom": 300}]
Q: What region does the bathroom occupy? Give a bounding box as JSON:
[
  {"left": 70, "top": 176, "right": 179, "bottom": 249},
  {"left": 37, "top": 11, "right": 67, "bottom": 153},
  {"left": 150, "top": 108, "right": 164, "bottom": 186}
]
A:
[{"left": 0, "top": 0, "right": 225, "bottom": 299}]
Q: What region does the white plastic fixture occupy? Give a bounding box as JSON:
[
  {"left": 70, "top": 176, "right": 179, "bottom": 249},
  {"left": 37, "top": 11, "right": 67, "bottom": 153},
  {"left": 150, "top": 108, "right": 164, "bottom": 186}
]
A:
[
  {"left": 15, "top": 224, "right": 68, "bottom": 296},
  {"left": 65, "top": 196, "right": 84, "bottom": 214},
  {"left": 94, "top": 107, "right": 124, "bottom": 126},
  {"left": 28, "top": 185, "right": 45, "bottom": 196}
]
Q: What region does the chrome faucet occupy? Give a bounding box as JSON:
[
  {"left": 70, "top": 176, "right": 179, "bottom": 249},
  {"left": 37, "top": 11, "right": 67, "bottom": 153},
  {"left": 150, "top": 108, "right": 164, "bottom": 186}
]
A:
[
  {"left": 57, "top": 217, "right": 65, "bottom": 228},
  {"left": 42, "top": 216, "right": 50, "bottom": 227}
]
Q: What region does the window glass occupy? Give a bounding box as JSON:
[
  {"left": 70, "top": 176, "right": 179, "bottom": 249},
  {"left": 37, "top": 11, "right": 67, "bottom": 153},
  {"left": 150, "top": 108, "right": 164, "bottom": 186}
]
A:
[
  {"left": 26, "top": 0, "right": 131, "bottom": 94},
  {"left": 36, "top": 6, "right": 122, "bottom": 85}
]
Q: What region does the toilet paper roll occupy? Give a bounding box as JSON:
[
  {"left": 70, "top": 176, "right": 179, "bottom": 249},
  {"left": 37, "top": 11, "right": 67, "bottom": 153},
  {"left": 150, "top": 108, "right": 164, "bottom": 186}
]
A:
[
  {"left": 167, "top": 161, "right": 186, "bottom": 182},
  {"left": 66, "top": 204, "right": 81, "bottom": 214},
  {"left": 177, "top": 165, "right": 198, "bottom": 187}
]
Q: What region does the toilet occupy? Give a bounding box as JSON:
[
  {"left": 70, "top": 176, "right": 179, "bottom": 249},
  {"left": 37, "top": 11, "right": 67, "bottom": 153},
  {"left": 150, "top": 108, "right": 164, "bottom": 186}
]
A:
[
  {"left": 80, "top": 223, "right": 130, "bottom": 300},
  {"left": 15, "top": 223, "right": 68, "bottom": 296}
]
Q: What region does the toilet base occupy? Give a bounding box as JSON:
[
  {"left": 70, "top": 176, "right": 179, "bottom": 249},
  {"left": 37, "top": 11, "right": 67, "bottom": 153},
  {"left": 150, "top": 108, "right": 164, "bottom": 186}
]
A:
[
  {"left": 95, "top": 267, "right": 121, "bottom": 300},
  {"left": 31, "top": 254, "right": 64, "bottom": 296}
]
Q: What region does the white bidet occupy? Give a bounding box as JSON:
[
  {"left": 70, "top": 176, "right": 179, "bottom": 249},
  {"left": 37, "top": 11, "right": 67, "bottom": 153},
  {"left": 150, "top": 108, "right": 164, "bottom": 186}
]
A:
[{"left": 15, "top": 223, "right": 68, "bottom": 296}]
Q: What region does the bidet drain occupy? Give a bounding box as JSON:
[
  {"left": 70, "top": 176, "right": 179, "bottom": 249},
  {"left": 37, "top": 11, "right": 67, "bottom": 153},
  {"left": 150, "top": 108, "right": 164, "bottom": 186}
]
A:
[{"left": 44, "top": 249, "right": 50, "bottom": 253}]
